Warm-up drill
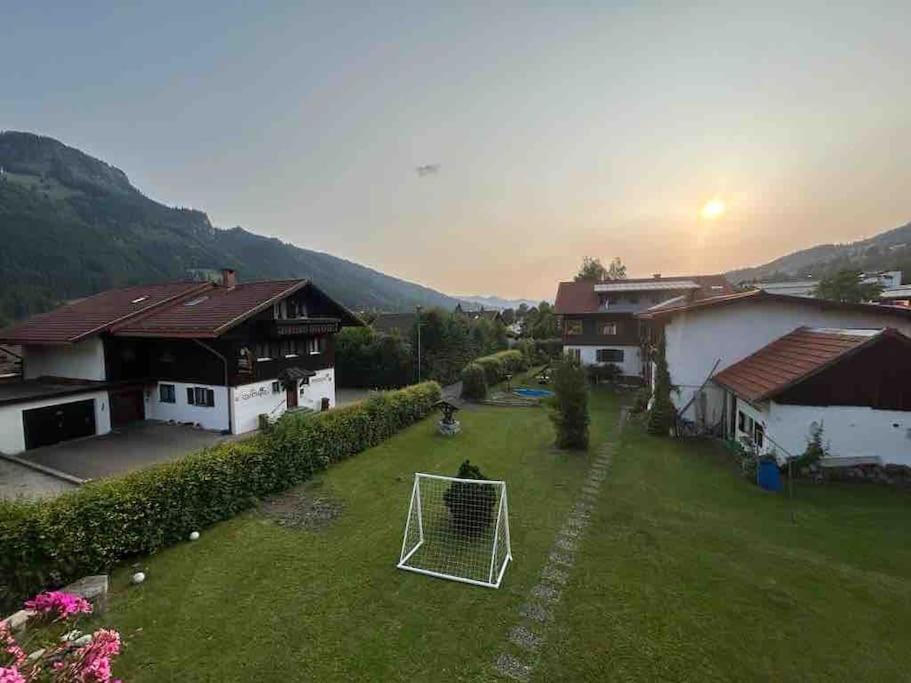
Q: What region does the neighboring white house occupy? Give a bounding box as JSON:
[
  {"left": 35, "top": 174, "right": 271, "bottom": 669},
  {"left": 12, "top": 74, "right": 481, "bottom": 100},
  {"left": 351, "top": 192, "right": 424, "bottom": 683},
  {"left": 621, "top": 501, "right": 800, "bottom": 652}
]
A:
[
  {"left": 637, "top": 290, "right": 911, "bottom": 429},
  {"left": 554, "top": 274, "right": 734, "bottom": 380},
  {"left": 752, "top": 270, "right": 903, "bottom": 299},
  {"left": 0, "top": 270, "right": 361, "bottom": 454},
  {"left": 712, "top": 327, "right": 911, "bottom": 467}
]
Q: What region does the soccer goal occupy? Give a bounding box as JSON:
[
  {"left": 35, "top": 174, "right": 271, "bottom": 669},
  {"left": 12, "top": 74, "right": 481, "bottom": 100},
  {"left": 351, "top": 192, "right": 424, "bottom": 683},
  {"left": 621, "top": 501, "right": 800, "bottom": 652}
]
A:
[{"left": 397, "top": 472, "right": 512, "bottom": 589}]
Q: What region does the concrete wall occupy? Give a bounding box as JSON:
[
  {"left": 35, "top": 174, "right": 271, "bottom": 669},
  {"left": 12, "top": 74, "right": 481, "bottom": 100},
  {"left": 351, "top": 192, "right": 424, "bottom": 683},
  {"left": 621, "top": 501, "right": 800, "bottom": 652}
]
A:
[
  {"left": 232, "top": 378, "right": 287, "bottom": 434},
  {"left": 0, "top": 390, "right": 111, "bottom": 454},
  {"left": 664, "top": 301, "right": 911, "bottom": 423},
  {"left": 768, "top": 402, "right": 911, "bottom": 466},
  {"left": 23, "top": 339, "right": 106, "bottom": 381},
  {"left": 563, "top": 345, "right": 641, "bottom": 377},
  {"left": 144, "top": 381, "right": 230, "bottom": 433}
]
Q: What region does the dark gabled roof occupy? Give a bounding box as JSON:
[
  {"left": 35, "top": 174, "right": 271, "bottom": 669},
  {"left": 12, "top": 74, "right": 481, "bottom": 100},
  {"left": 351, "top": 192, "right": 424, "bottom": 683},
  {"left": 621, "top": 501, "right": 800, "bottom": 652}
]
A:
[
  {"left": 555, "top": 274, "right": 733, "bottom": 315},
  {"left": 112, "top": 279, "right": 308, "bottom": 338},
  {"left": 372, "top": 313, "right": 417, "bottom": 335},
  {"left": 637, "top": 289, "right": 911, "bottom": 321},
  {"left": 713, "top": 327, "right": 910, "bottom": 402},
  {"left": 0, "top": 282, "right": 210, "bottom": 344},
  {"left": 0, "top": 278, "right": 364, "bottom": 343}
]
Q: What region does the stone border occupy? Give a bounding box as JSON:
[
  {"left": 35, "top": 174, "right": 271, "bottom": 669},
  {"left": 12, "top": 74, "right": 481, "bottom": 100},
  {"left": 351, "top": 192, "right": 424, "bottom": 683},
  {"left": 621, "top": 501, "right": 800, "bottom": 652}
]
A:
[
  {"left": 1, "top": 575, "right": 108, "bottom": 633},
  {"left": 493, "top": 441, "right": 615, "bottom": 681}
]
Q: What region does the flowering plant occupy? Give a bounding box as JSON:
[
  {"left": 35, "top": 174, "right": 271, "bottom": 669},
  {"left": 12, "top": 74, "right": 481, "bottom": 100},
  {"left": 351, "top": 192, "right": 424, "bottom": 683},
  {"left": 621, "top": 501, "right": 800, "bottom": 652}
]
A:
[{"left": 0, "top": 592, "right": 123, "bottom": 682}]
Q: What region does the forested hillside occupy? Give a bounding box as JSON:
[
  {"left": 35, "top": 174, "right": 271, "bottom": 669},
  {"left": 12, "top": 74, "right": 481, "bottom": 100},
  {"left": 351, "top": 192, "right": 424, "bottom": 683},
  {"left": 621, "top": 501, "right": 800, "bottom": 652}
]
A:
[
  {"left": 0, "top": 131, "right": 459, "bottom": 325},
  {"left": 727, "top": 221, "right": 911, "bottom": 284}
]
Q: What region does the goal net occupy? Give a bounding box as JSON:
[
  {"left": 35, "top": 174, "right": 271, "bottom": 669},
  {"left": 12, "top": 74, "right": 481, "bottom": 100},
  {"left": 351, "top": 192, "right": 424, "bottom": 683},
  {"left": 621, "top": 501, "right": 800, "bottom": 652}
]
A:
[{"left": 397, "top": 472, "right": 512, "bottom": 589}]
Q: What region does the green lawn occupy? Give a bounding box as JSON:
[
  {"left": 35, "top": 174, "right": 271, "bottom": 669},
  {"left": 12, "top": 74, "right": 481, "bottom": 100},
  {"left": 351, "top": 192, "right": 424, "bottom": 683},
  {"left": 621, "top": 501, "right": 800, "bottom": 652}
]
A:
[
  {"left": 536, "top": 411, "right": 911, "bottom": 681},
  {"left": 97, "top": 399, "right": 609, "bottom": 681},
  {"left": 88, "top": 391, "right": 911, "bottom": 681}
]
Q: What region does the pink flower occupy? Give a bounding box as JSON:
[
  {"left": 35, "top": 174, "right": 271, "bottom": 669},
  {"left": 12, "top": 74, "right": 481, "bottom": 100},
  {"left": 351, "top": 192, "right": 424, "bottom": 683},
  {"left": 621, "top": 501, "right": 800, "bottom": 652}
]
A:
[
  {"left": 0, "top": 624, "right": 26, "bottom": 668},
  {"left": 23, "top": 592, "right": 92, "bottom": 620},
  {"left": 75, "top": 630, "right": 121, "bottom": 683},
  {"left": 0, "top": 667, "right": 25, "bottom": 683}
]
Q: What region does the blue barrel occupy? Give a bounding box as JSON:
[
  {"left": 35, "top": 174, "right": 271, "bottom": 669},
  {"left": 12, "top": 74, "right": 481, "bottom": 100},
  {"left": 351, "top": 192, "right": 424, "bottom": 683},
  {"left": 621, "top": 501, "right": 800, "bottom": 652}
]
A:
[{"left": 757, "top": 459, "right": 782, "bottom": 492}]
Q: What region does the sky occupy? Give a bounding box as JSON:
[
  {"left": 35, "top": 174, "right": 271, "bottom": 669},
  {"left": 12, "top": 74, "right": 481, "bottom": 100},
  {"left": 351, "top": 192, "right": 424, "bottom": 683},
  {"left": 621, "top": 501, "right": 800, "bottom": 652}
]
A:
[{"left": 3, "top": 1, "right": 910, "bottom": 300}]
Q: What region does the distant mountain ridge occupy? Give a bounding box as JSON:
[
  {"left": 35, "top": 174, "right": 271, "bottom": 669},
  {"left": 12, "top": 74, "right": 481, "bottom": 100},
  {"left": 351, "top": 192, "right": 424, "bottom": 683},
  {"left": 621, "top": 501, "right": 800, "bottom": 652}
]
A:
[
  {"left": 726, "top": 220, "right": 911, "bottom": 284},
  {"left": 456, "top": 295, "right": 543, "bottom": 311},
  {"left": 0, "top": 131, "right": 464, "bottom": 324}
]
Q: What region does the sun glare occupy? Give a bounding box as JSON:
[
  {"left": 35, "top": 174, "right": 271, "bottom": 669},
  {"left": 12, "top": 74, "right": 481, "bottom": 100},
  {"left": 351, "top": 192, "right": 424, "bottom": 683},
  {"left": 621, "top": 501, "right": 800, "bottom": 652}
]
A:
[{"left": 700, "top": 198, "right": 726, "bottom": 220}]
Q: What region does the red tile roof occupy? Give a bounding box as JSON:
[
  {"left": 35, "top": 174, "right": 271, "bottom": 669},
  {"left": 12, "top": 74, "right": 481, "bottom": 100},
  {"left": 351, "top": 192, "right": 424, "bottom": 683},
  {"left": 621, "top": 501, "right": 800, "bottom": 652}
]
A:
[
  {"left": 554, "top": 274, "right": 734, "bottom": 314},
  {"left": 112, "top": 280, "right": 307, "bottom": 338},
  {"left": 712, "top": 327, "right": 901, "bottom": 402},
  {"left": 0, "top": 282, "right": 209, "bottom": 344}
]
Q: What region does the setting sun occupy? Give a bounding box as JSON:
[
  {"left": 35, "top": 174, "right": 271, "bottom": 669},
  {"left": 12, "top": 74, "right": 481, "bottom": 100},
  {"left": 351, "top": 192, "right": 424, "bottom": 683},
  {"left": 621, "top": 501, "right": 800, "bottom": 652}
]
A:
[{"left": 700, "top": 198, "right": 726, "bottom": 220}]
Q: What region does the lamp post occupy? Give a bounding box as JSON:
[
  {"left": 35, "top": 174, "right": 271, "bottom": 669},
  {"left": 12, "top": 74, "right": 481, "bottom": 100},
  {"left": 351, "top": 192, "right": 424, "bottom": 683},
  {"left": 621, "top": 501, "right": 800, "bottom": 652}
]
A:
[{"left": 416, "top": 305, "right": 422, "bottom": 383}]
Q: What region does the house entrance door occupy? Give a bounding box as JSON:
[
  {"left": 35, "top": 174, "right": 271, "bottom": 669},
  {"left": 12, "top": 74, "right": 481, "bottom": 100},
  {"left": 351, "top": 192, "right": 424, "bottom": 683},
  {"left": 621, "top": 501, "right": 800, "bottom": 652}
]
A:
[{"left": 286, "top": 383, "right": 298, "bottom": 409}]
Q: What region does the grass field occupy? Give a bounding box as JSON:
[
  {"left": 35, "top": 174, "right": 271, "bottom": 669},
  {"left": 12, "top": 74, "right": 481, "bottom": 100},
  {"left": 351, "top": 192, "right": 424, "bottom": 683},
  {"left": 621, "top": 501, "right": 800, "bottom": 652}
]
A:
[
  {"left": 95, "top": 396, "right": 612, "bottom": 681},
  {"left": 85, "top": 390, "right": 911, "bottom": 681},
  {"left": 536, "top": 413, "right": 911, "bottom": 681}
]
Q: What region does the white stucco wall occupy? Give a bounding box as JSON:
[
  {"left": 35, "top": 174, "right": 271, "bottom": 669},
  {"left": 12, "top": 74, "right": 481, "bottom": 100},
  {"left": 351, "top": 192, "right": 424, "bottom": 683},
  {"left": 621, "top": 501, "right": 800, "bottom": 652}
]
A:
[
  {"left": 0, "top": 390, "right": 111, "bottom": 454},
  {"left": 232, "top": 379, "right": 287, "bottom": 434},
  {"left": 23, "top": 339, "right": 106, "bottom": 381},
  {"left": 300, "top": 368, "right": 336, "bottom": 411},
  {"left": 563, "top": 345, "right": 641, "bottom": 377},
  {"left": 768, "top": 403, "right": 911, "bottom": 466},
  {"left": 144, "top": 381, "right": 230, "bottom": 433},
  {"left": 664, "top": 301, "right": 911, "bottom": 424}
]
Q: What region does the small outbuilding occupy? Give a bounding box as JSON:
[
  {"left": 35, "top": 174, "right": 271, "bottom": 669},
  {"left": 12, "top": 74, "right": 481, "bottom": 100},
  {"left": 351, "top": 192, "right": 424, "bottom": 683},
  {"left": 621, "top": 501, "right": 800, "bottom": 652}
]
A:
[{"left": 712, "top": 327, "right": 911, "bottom": 467}]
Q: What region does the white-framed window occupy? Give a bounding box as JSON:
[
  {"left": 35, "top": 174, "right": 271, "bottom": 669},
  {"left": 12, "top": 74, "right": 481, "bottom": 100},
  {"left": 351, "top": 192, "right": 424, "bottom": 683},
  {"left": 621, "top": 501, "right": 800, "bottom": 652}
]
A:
[
  {"left": 159, "top": 383, "right": 176, "bottom": 403},
  {"left": 566, "top": 348, "right": 581, "bottom": 362},
  {"left": 273, "top": 300, "right": 288, "bottom": 320},
  {"left": 186, "top": 386, "right": 215, "bottom": 407},
  {"left": 255, "top": 342, "right": 272, "bottom": 361},
  {"left": 271, "top": 381, "right": 281, "bottom": 394},
  {"left": 565, "top": 320, "right": 583, "bottom": 335},
  {"left": 596, "top": 349, "right": 624, "bottom": 363},
  {"left": 601, "top": 322, "right": 618, "bottom": 336},
  {"left": 307, "top": 337, "right": 322, "bottom": 354}
]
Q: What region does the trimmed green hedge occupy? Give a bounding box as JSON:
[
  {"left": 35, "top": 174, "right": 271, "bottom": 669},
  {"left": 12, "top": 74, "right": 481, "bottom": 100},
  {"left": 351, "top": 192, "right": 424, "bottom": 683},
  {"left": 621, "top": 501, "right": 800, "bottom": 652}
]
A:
[
  {"left": 0, "top": 381, "right": 442, "bottom": 612},
  {"left": 460, "top": 363, "right": 488, "bottom": 400},
  {"left": 471, "top": 350, "right": 528, "bottom": 385}
]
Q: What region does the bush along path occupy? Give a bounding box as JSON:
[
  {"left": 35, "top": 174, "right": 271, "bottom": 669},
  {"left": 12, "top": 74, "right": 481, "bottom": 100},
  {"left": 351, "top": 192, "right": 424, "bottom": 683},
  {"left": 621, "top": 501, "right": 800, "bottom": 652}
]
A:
[{"left": 494, "top": 439, "right": 615, "bottom": 681}]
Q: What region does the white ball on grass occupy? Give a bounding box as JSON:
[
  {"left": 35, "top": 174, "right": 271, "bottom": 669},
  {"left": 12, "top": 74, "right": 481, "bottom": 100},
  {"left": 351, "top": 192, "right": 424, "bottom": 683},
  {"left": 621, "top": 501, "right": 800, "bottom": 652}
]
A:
[
  {"left": 189, "top": 531, "right": 200, "bottom": 541},
  {"left": 131, "top": 572, "right": 146, "bottom": 585}
]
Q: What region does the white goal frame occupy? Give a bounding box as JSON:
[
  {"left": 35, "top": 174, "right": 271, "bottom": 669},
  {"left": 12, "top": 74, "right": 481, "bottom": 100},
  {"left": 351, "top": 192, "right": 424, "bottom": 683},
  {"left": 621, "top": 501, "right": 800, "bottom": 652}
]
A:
[{"left": 397, "top": 472, "right": 512, "bottom": 589}]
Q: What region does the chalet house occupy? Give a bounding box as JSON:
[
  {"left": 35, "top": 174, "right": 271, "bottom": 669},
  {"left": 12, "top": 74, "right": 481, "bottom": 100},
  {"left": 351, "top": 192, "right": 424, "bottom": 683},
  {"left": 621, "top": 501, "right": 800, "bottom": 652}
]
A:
[
  {"left": 0, "top": 270, "right": 361, "bottom": 454},
  {"left": 553, "top": 274, "right": 733, "bottom": 379},
  {"left": 713, "top": 327, "right": 911, "bottom": 467},
  {"left": 637, "top": 290, "right": 911, "bottom": 439},
  {"left": 454, "top": 304, "right": 504, "bottom": 324},
  {"left": 371, "top": 313, "right": 417, "bottom": 337}
]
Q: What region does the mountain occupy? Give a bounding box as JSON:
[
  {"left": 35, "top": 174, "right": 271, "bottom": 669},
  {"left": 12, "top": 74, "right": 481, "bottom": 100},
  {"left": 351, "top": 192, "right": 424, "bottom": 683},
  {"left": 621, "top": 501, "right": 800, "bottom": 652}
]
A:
[
  {"left": 0, "top": 131, "right": 462, "bottom": 325},
  {"left": 456, "top": 295, "right": 544, "bottom": 311},
  {"left": 726, "top": 221, "right": 911, "bottom": 284}
]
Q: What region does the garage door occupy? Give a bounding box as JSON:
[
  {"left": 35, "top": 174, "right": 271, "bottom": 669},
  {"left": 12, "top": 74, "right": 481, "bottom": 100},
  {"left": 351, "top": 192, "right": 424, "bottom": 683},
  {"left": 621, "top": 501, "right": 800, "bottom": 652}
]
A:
[{"left": 23, "top": 399, "right": 96, "bottom": 450}]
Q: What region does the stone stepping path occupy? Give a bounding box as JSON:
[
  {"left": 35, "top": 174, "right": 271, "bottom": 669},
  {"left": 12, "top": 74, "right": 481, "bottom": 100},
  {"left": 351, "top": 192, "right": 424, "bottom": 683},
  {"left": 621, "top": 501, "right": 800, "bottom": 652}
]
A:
[{"left": 493, "top": 440, "right": 616, "bottom": 680}]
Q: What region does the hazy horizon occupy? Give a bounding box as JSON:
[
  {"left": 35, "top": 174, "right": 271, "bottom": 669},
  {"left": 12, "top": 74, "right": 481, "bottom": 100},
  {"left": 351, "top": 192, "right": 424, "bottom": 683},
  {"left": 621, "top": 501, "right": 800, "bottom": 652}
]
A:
[{"left": 4, "top": 2, "right": 910, "bottom": 300}]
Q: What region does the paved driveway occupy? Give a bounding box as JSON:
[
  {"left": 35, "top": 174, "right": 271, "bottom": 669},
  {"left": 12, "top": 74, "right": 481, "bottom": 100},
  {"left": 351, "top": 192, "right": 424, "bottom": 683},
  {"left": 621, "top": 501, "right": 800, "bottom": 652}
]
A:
[
  {"left": 18, "top": 421, "right": 233, "bottom": 482},
  {"left": 0, "top": 459, "right": 76, "bottom": 500}
]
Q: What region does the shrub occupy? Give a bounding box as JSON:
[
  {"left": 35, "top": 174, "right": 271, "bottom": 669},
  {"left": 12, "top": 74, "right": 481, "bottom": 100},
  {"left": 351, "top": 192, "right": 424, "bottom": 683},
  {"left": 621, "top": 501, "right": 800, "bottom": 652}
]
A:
[
  {"left": 0, "top": 382, "right": 442, "bottom": 613},
  {"left": 471, "top": 350, "right": 528, "bottom": 385},
  {"left": 587, "top": 363, "right": 622, "bottom": 384},
  {"left": 443, "top": 460, "right": 497, "bottom": 537},
  {"left": 630, "top": 386, "right": 651, "bottom": 415},
  {"left": 792, "top": 422, "right": 829, "bottom": 471},
  {"left": 460, "top": 362, "right": 488, "bottom": 400},
  {"left": 646, "top": 337, "right": 675, "bottom": 436},
  {"left": 532, "top": 338, "right": 563, "bottom": 361},
  {"left": 550, "top": 358, "right": 590, "bottom": 449}
]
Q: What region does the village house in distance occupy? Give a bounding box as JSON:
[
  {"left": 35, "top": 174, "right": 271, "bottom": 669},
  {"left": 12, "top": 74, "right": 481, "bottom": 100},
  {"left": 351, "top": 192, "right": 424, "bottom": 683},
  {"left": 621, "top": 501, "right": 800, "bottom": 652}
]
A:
[
  {"left": 0, "top": 270, "right": 361, "bottom": 454},
  {"left": 554, "top": 274, "right": 734, "bottom": 379}
]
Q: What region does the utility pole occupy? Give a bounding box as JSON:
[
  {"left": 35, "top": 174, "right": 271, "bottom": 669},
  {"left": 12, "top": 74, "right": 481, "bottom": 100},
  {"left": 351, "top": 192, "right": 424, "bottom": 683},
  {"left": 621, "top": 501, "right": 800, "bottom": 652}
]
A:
[{"left": 416, "top": 305, "right": 422, "bottom": 383}]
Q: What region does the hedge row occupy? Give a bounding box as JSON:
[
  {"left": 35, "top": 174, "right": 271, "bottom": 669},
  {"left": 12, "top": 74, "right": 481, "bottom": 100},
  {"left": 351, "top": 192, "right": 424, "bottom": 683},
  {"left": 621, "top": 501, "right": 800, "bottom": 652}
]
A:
[
  {"left": 472, "top": 349, "right": 529, "bottom": 385},
  {"left": 0, "top": 381, "right": 442, "bottom": 612}
]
